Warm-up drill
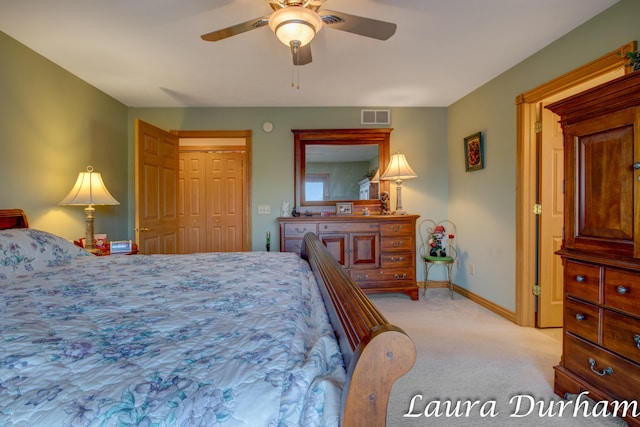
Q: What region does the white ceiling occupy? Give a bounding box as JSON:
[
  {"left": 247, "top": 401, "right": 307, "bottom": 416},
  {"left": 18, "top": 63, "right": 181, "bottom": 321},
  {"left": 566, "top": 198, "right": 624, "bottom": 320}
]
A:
[{"left": 0, "top": 0, "right": 619, "bottom": 108}]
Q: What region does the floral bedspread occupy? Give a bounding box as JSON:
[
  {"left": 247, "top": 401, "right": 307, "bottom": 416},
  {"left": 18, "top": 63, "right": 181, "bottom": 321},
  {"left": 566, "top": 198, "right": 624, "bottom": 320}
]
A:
[{"left": 0, "top": 246, "right": 345, "bottom": 426}]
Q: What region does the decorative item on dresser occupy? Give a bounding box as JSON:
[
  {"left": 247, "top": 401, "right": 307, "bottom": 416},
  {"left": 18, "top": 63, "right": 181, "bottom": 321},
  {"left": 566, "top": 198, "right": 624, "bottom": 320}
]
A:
[
  {"left": 278, "top": 215, "right": 419, "bottom": 300},
  {"left": 547, "top": 70, "right": 640, "bottom": 427}
]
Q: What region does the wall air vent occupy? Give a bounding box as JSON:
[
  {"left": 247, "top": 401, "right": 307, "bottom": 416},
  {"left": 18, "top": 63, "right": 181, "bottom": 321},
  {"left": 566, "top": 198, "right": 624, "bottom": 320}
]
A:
[{"left": 361, "top": 109, "right": 390, "bottom": 125}]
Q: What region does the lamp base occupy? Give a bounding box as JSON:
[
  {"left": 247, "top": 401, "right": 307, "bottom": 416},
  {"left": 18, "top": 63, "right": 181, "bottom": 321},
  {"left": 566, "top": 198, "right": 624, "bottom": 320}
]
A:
[{"left": 84, "top": 205, "right": 96, "bottom": 251}]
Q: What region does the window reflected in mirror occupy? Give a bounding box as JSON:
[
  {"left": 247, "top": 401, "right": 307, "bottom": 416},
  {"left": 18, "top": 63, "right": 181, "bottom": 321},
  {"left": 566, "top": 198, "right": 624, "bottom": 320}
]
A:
[{"left": 304, "top": 144, "right": 379, "bottom": 202}]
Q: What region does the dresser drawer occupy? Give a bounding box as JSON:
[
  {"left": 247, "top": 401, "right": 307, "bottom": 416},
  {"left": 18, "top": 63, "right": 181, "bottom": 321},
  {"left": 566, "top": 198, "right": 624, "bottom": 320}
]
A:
[
  {"left": 381, "top": 252, "right": 414, "bottom": 268},
  {"left": 564, "top": 297, "right": 600, "bottom": 344},
  {"left": 565, "top": 261, "right": 601, "bottom": 304},
  {"left": 564, "top": 334, "right": 640, "bottom": 403},
  {"left": 381, "top": 236, "right": 414, "bottom": 252},
  {"left": 603, "top": 310, "right": 640, "bottom": 365},
  {"left": 380, "top": 221, "right": 413, "bottom": 237},
  {"left": 350, "top": 268, "right": 415, "bottom": 283},
  {"left": 283, "top": 239, "right": 305, "bottom": 254},
  {"left": 283, "top": 223, "right": 317, "bottom": 238},
  {"left": 604, "top": 268, "right": 640, "bottom": 317},
  {"left": 318, "top": 222, "right": 379, "bottom": 233}
]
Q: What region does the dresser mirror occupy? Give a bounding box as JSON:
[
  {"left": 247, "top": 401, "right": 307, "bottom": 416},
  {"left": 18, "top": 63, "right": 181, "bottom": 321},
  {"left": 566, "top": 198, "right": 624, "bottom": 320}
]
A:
[{"left": 293, "top": 129, "right": 391, "bottom": 213}]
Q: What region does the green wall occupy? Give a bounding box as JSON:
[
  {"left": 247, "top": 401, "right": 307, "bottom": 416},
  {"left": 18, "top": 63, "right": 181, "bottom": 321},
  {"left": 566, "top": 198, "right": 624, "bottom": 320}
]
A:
[
  {"left": 0, "top": 31, "right": 128, "bottom": 241},
  {"left": 128, "top": 107, "right": 449, "bottom": 257},
  {"left": 447, "top": 0, "right": 640, "bottom": 310}
]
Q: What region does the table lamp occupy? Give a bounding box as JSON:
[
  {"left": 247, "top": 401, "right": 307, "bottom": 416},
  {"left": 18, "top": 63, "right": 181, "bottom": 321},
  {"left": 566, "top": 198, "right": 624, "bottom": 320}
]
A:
[
  {"left": 59, "top": 166, "right": 119, "bottom": 252},
  {"left": 380, "top": 153, "right": 417, "bottom": 215}
]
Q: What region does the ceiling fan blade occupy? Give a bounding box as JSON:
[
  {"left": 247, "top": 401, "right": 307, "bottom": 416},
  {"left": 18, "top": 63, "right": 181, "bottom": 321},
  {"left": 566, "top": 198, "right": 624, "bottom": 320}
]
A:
[
  {"left": 201, "top": 16, "right": 270, "bottom": 42},
  {"left": 319, "top": 10, "right": 396, "bottom": 40},
  {"left": 292, "top": 43, "right": 312, "bottom": 66}
]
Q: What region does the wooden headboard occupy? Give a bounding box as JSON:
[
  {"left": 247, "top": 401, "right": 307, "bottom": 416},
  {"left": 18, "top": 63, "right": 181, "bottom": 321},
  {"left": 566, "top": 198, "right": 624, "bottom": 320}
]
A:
[
  {"left": 302, "top": 232, "right": 416, "bottom": 427},
  {"left": 0, "top": 209, "right": 29, "bottom": 230}
]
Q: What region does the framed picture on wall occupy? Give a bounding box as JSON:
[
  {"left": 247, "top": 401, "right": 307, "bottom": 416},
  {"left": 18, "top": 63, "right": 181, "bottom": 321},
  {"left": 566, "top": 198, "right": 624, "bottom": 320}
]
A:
[{"left": 464, "top": 132, "right": 484, "bottom": 172}]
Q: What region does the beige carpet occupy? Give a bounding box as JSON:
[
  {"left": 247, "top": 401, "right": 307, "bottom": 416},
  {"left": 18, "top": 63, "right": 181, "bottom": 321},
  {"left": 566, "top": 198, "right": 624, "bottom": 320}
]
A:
[{"left": 369, "top": 289, "right": 630, "bottom": 427}]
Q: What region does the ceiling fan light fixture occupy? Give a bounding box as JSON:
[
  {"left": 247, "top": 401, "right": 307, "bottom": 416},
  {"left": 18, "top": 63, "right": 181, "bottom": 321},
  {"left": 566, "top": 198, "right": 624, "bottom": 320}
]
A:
[{"left": 269, "top": 6, "right": 322, "bottom": 47}]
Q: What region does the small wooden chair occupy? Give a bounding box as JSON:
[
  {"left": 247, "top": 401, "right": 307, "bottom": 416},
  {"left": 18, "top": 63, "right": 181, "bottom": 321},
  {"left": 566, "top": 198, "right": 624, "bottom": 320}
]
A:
[{"left": 418, "top": 219, "right": 457, "bottom": 298}]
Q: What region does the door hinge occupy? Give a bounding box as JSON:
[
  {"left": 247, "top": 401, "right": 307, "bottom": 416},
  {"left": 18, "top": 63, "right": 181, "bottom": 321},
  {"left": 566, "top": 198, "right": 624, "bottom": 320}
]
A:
[
  {"left": 532, "top": 285, "right": 541, "bottom": 296},
  {"left": 534, "top": 122, "right": 542, "bottom": 133},
  {"left": 533, "top": 204, "right": 542, "bottom": 215}
]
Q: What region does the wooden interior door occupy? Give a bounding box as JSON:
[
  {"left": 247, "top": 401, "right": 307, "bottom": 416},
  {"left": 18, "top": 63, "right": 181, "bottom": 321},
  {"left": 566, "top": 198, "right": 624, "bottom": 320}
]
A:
[
  {"left": 178, "top": 152, "right": 207, "bottom": 253},
  {"left": 208, "top": 151, "right": 245, "bottom": 252},
  {"left": 537, "top": 104, "right": 564, "bottom": 327},
  {"left": 135, "top": 119, "right": 179, "bottom": 254}
]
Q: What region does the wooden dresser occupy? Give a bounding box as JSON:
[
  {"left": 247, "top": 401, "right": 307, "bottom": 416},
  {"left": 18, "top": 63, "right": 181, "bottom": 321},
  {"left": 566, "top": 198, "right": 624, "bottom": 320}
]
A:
[
  {"left": 547, "top": 71, "right": 640, "bottom": 426},
  {"left": 278, "top": 215, "right": 419, "bottom": 300}
]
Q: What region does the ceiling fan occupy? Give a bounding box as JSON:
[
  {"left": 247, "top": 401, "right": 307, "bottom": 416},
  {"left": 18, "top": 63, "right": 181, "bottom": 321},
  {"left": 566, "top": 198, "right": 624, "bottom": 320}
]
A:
[{"left": 201, "top": 0, "right": 397, "bottom": 66}]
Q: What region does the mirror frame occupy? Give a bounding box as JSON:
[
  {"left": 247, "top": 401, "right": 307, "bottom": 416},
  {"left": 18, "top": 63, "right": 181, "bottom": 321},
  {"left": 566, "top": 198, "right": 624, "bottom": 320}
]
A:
[{"left": 293, "top": 128, "right": 392, "bottom": 214}]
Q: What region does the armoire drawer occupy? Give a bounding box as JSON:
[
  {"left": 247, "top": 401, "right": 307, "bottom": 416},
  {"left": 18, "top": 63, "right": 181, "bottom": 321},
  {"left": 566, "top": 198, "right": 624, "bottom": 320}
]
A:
[
  {"left": 603, "top": 310, "right": 640, "bottom": 365},
  {"left": 564, "top": 297, "right": 600, "bottom": 344},
  {"left": 565, "top": 261, "right": 601, "bottom": 304},
  {"left": 564, "top": 334, "right": 640, "bottom": 403},
  {"left": 604, "top": 268, "right": 640, "bottom": 317}
]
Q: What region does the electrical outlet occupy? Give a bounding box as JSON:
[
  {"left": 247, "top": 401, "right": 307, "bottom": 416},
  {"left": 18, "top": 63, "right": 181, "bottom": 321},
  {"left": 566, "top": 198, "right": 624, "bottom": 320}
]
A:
[
  {"left": 258, "top": 205, "right": 271, "bottom": 215},
  {"left": 469, "top": 263, "right": 475, "bottom": 275}
]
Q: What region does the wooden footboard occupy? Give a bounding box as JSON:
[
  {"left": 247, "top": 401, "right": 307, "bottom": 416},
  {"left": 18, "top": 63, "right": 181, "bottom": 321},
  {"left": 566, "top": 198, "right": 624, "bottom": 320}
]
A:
[{"left": 301, "top": 233, "right": 416, "bottom": 427}]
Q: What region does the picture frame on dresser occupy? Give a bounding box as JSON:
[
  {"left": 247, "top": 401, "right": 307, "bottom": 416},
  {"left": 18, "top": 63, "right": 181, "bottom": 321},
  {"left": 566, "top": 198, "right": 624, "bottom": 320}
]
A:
[{"left": 336, "top": 202, "right": 353, "bottom": 215}]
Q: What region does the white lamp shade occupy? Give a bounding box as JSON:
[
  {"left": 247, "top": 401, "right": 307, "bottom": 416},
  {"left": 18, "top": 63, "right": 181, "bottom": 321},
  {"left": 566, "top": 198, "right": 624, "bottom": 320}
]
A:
[
  {"left": 59, "top": 166, "right": 120, "bottom": 206},
  {"left": 380, "top": 153, "right": 418, "bottom": 180},
  {"left": 268, "top": 6, "right": 323, "bottom": 47}
]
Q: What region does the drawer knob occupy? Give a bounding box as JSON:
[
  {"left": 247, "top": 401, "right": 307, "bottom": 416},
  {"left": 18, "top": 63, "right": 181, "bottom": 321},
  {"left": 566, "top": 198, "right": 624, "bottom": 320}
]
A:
[
  {"left": 588, "top": 358, "right": 613, "bottom": 377},
  {"left": 634, "top": 162, "right": 640, "bottom": 170},
  {"left": 575, "top": 313, "right": 585, "bottom": 321},
  {"left": 634, "top": 334, "right": 640, "bottom": 350},
  {"left": 617, "top": 285, "right": 628, "bottom": 295},
  {"left": 575, "top": 275, "right": 585, "bottom": 283}
]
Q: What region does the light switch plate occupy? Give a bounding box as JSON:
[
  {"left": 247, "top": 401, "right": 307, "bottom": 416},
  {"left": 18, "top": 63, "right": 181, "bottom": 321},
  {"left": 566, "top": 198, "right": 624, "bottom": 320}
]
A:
[{"left": 258, "top": 205, "right": 271, "bottom": 215}]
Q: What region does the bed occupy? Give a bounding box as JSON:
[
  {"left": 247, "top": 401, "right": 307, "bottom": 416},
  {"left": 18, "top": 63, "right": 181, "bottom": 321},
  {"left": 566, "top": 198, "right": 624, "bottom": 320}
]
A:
[{"left": 0, "top": 209, "right": 415, "bottom": 426}]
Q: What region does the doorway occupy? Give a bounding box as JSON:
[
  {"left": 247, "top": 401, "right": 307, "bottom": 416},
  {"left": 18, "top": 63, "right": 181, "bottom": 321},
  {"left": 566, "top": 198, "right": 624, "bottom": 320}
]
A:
[
  {"left": 175, "top": 130, "right": 252, "bottom": 253},
  {"left": 135, "top": 122, "right": 252, "bottom": 254},
  {"left": 514, "top": 41, "right": 635, "bottom": 327}
]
